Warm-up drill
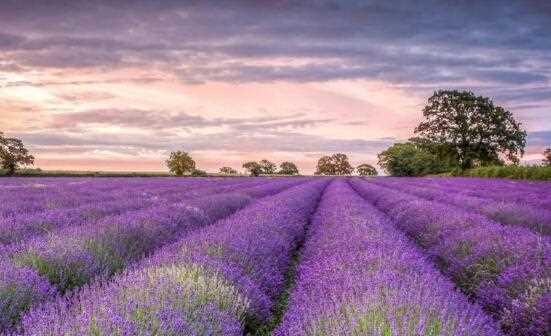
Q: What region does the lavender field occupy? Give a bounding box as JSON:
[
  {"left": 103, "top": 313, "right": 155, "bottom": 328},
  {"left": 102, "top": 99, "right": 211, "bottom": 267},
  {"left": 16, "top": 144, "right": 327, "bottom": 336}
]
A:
[{"left": 0, "top": 177, "right": 549, "bottom": 336}]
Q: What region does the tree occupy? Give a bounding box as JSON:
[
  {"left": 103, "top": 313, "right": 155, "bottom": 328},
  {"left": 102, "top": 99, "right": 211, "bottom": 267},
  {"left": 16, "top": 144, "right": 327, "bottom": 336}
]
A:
[
  {"left": 414, "top": 90, "right": 526, "bottom": 170},
  {"left": 279, "top": 161, "right": 299, "bottom": 175},
  {"left": 0, "top": 132, "right": 34, "bottom": 175},
  {"left": 190, "top": 169, "right": 208, "bottom": 177},
  {"left": 378, "top": 142, "right": 444, "bottom": 176},
  {"left": 356, "top": 163, "right": 378, "bottom": 176},
  {"left": 544, "top": 148, "right": 551, "bottom": 166},
  {"left": 166, "top": 151, "right": 196, "bottom": 176},
  {"left": 243, "top": 161, "right": 262, "bottom": 176},
  {"left": 259, "top": 159, "right": 276, "bottom": 175},
  {"left": 315, "top": 153, "right": 354, "bottom": 175},
  {"left": 219, "top": 166, "right": 238, "bottom": 175}
]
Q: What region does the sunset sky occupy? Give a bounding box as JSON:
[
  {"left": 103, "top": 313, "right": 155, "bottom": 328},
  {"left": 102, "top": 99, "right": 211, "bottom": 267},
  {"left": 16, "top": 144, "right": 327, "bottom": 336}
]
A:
[{"left": 1, "top": 1, "right": 550, "bottom": 174}]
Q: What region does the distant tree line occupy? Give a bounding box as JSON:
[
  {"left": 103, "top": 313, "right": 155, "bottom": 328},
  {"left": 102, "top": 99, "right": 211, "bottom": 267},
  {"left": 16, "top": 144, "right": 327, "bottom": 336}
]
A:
[
  {"left": 4, "top": 88, "right": 547, "bottom": 179},
  {"left": 242, "top": 159, "right": 299, "bottom": 176},
  {"left": 314, "top": 153, "right": 377, "bottom": 176}
]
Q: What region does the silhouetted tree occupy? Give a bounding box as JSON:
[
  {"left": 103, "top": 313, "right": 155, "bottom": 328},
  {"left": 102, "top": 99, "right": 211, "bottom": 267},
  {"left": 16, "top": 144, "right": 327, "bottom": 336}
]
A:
[
  {"left": 219, "top": 166, "right": 238, "bottom": 175},
  {"left": 278, "top": 161, "right": 299, "bottom": 175},
  {"left": 315, "top": 153, "right": 354, "bottom": 175},
  {"left": 243, "top": 161, "right": 262, "bottom": 176},
  {"left": 166, "top": 151, "right": 196, "bottom": 176},
  {"left": 0, "top": 132, "right": 34, "bottom": 175},
  {"left": 414, "top": 90, "right": 526, "bottom": 170},
  {"left": 259, "top": 159, "right": 276, "bottom": 175},
  {"left": 190, "top": 169, "right": 208, "bottom": 177},
  {"left": 544, "top": 148, "right": 551, "bottom": 166},
  {"left": 356, "top": 163, "right": 378, "bottom": 176}
]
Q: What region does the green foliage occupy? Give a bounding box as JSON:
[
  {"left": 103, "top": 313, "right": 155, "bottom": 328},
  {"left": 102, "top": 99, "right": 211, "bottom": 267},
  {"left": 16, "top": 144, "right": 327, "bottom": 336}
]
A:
[
  {"left": 219, "top": 166, "right": 238, "bottom": 175},
  {"left": 356, "top": 163, "right": 378, "bottom": 176},
  {"left": 259, "top": 159, "right": 277, "bottom": 175},
  {"left": 544, "top": 148, "right": 551, "bottom": 166},
  {"left": 315, "top": 153, "right": 354, "bottom": 176},
  {"left": 0, "top": 132, "right": 35, "bottom": 175},
  {"left": 190, "top": 169, "right": 208, "bottom": 177},
  {"left": 278, "top": 161, "right": 299, "bottom": 175},
  {"left": 414, "top": 90, "right": 526, "bottom": 170},
  {"left": 166, "top": 151, "right": 196, "bottom": 176},
  {"left": 242, "top": 161, "right": 263, "bottom": 176},
  {"left": 377, "top": 143, "right": 445, "bottom": 176},
  {"left": 459, "top": 165, "right": 551, "bottom": 180}
]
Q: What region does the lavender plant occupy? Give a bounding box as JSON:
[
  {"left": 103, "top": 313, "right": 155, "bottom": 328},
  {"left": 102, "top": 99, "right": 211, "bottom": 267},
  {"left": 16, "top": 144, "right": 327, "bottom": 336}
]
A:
[
  {"left": 275, "top": 180, "right": 501, "bottom": 336},
  {"left": 0, "top": 178, "right": 303, "bottom": 333},
  {"left": 17, "top": 180, "right": 329, "bottom": 335},
  {"left": 351, "top": 179, "right": 550, "bottom": 336}
]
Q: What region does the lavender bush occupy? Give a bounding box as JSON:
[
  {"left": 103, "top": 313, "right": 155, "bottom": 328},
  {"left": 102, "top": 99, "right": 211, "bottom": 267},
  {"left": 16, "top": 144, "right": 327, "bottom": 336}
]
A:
[
  {"left": 369, "top": 178, "right": 551, "bottom": 235},
  {"left": 0, "top": 178, "right": 302, "bottom": 333},
  {"left": 17, "top": 180, "right": 328, "bottom": 335},
  {"left": 351, "top": 179, "right": 550, "bottom": 336},
  {"left": 276, "top": 180, "right": 501, "bottom": 335}
]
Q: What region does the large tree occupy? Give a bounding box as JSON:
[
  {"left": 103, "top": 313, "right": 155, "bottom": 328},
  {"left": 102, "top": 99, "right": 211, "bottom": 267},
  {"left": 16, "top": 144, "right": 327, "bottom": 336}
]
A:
[
  {"left": 242, "top": 161, "right": 262, "bottom": 176},
  {"left": 259, "top": 159, "right": 276, "bottom": 175},
  {"left": 315, "top": 153, "right": 354, "bottom": 175},
  {"left": 166, "top": 151, "right": 196, "bottom": 176},
  {"left": 544, "top": 148, "right": 551, "bottom": 166},
  {"left": 378, "top": 142, "right": 443, "bottom": 177},
  {"left": 0, "top": 132, "right": 34, "bottom": 175},
  {"left": 219, "top": 166, "right": 238, "bottom": 175},
  {"left": 356, "top": 163, "right": 378, "bottom": 176},
  {"left": 278, "top": 161, "right": 299, "bottom": 175},
  {"left": 414, "top": 90, "right": 526, "bottom": 170}
]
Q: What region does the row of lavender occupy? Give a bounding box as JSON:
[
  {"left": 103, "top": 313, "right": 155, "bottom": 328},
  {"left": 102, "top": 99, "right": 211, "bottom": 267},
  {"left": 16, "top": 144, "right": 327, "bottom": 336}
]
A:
[
  {"left": 389, "top": 176, "right": 551, "bottom": 210},
  {"left": 351, "top": 179, "right": 550, "bottom": 336},
  {"left": 0, "top": 177, "right": 304, "bottom": 332},
  {"left": 367, "top": 177, "right": 551, "bottom": 235},
  {"left": 275, "top": 180, "right": 500, "bottom": 335},
  {"left": 0, "top": 177, "right": 260, "bottom": 220},
  {"left": 2, "top": 176, "right": 548, "bottom": 335},
  {"left": 13, "top": 179, "right": 329, "bottom": 335},
  {"left": 0, "top": 178, "right": 268, "bottom": 246}
]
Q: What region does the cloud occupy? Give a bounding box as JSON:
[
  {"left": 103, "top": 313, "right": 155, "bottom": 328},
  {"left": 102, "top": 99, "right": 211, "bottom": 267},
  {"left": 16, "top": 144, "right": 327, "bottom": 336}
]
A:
[
  {"left": 0, "top": 1, "right": 550, "bottom": 89},
  {"left": 49, "top": 109, "right": 333, "bottom": 132},
  {"left": 17, "top": 129, "right": 394, "bottom": 156},
  {"left": 2, "top": 1, "right": 550, "bottom": 171}
]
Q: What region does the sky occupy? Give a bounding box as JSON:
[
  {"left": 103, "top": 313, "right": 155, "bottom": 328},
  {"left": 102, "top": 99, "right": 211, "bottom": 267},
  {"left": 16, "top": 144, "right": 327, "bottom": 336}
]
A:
[{"left": 0, "top": 0, "right": 550, "bottom": 174}]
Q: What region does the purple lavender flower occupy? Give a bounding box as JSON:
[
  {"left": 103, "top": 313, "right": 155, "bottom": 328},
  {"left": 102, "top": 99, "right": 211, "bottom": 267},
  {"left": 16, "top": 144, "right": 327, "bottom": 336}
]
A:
[
  {"left": 18, "top": 180, "right": 329, "bottom": 335},
  {"left": 351, "top": 178, "right": 551, "bottom": 336},
  {"left": 276, "top": 180, "right": 501, "bottom": 336}
]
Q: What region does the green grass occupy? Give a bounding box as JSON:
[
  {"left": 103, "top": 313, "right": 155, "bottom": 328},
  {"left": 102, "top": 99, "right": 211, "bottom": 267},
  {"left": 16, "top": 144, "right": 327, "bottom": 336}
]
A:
[{"left": 459, "top": 165, "right": 551, "bottom": 180}]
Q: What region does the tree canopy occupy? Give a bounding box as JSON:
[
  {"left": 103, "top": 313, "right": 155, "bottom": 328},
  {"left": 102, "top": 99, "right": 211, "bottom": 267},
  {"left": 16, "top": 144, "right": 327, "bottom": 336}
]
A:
[
  {"left": 378, "top": 143, "right": 444, "bottom": 177},
  {"left": 0, "top": 132, "right": 35, "bottom": 175},
  {"left": 166, "top": 151, "right": 196, "bottom": 176},
  {"left": 242, "top": 161, "right": 263, "bottom": 176},
  {"left": 414, "top": 90, "right": 526, "bottom": 170},
  {"left": 190, "top": 169, "right": 208, "bottom": 177},
  {"left": 259, "top": 159, "right": 276, "bottom": 175},
  {"left": 278, "top": 161, "right": 299, "bottom": 175},
  {"left": 356, "top": 163, "right": 378, "bottom": 176},
  {"left": 219, "top": 166, "right": 238, "bottom": 175},
  {"left": 315, "top": 153, "right": 354, "bottom": 175},
  {"left": 544, "top": 148, "right": 551, "bottom": 166}
]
